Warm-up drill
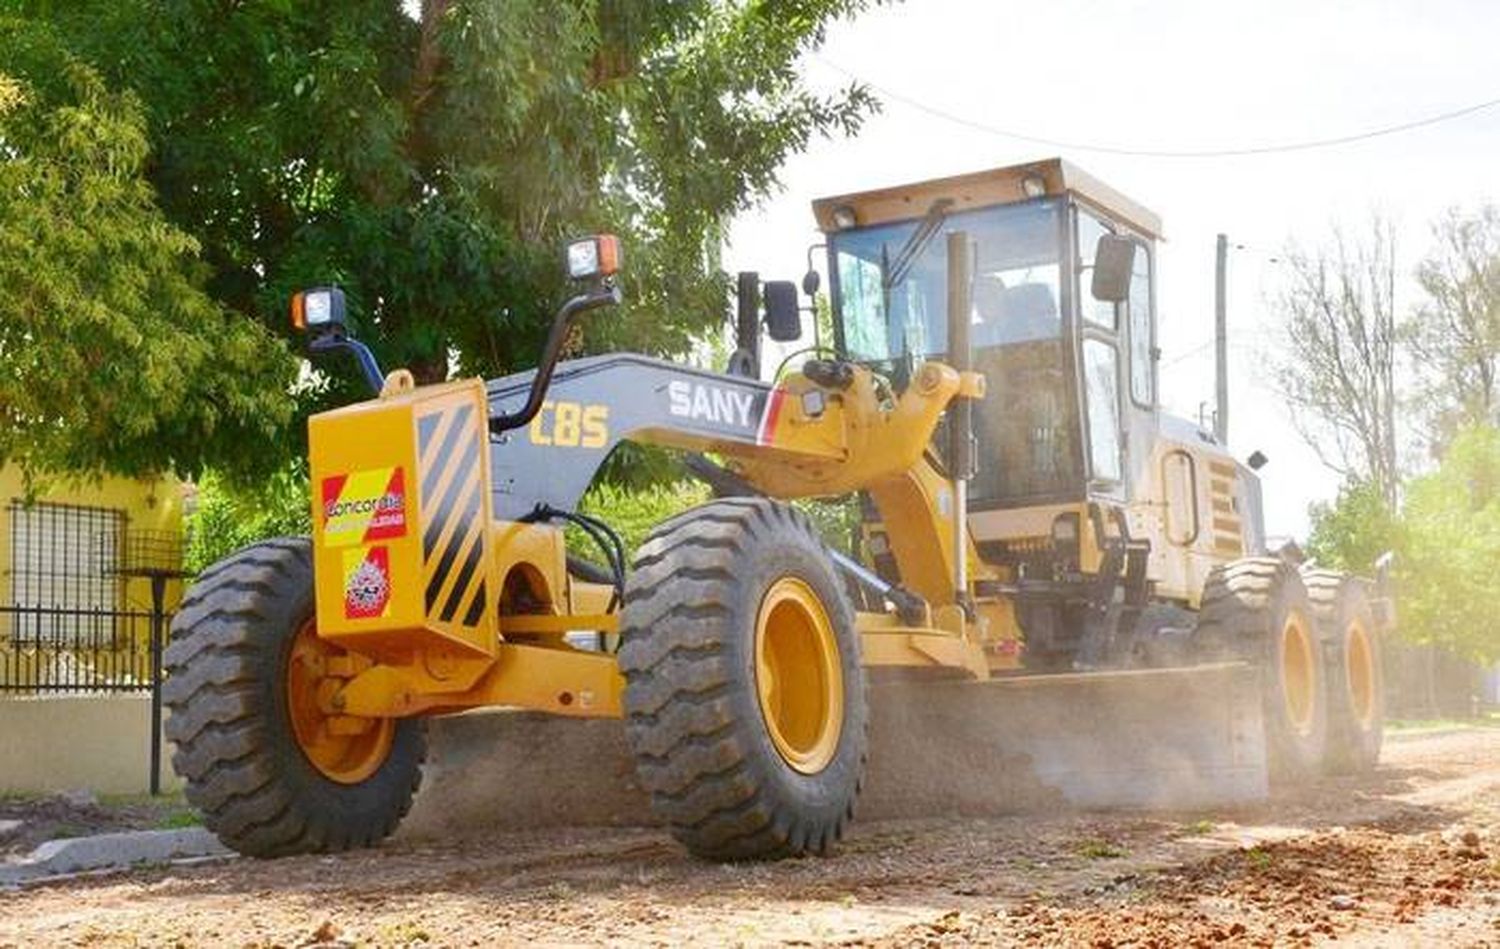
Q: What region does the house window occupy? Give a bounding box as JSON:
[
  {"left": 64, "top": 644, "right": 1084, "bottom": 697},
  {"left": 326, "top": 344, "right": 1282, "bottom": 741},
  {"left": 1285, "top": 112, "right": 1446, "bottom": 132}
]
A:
[{"left": 7, "top": 502, "right": 124, "bottom": 647}]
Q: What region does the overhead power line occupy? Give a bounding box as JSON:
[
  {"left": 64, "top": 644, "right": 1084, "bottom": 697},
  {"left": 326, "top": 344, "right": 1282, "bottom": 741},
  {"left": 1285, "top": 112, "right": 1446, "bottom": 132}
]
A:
[{"left": 816, "top": 56, "right": 1500, "bottom": 158}]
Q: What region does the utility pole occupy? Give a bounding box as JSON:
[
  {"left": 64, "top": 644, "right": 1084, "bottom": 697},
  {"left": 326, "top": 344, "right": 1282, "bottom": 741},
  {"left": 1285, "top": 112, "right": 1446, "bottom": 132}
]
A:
[{"left": 1214, "top": 233, "right": 1229, "bottom": 445}]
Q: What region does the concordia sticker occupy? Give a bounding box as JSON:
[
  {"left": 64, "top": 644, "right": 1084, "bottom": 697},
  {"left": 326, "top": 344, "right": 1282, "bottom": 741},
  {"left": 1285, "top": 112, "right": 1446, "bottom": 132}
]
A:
[
  {"left": 343, "top": 546, "right": 393, "bottom": 619},
  {"left": 322, "top": 467, "right": 407, "bottom": 547}
]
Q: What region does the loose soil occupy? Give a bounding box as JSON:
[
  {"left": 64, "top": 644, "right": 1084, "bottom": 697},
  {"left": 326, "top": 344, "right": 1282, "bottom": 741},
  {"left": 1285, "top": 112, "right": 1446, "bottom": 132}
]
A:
[{"left": 2, "top": 727, "right": 1498, "bottom": 947}]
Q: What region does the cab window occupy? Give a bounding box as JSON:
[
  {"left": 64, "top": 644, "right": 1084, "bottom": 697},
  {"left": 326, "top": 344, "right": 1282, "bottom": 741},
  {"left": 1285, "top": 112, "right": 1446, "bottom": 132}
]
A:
[
  {"left": 1082, "top": 338, "right": 1122, "bottom": 482},
  {"left": 1128, "top": 242, "right": 1154, "bottom": 405},
  {"left": 1076, "top": 208, "right": 1118, "bottom": 330}
]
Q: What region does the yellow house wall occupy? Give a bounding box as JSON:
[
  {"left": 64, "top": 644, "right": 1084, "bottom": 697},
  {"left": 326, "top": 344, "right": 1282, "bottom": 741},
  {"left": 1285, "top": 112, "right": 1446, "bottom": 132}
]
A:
[
  {"left": 0, "top": 695, "right": 180, "bottom": 794},
  {"left": 0, "top": 467, "right": 186, "bottom": 616}
]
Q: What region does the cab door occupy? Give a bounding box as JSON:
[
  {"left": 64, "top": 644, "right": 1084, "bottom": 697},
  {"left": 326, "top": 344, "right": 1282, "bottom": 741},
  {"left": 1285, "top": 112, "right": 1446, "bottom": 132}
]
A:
[
  {"left": 1074, "top": 206, "right": 1128, "bottom": 501},
  {"left": 1074, "top": 205, "right": 1160, "bottom": 507}
]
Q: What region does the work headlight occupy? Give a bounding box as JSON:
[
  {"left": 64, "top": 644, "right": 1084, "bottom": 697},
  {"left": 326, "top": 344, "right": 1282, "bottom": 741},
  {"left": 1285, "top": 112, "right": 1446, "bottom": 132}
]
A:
[
  {"left": 566, "top": 234, "right": 621, "bottom": 280},
  {"left": 291, "top": 287, "right": 347, "bottom": 332}
]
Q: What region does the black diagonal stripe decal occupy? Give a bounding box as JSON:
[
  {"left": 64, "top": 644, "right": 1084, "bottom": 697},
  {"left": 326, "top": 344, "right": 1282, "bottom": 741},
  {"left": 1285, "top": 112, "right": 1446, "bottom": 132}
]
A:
[
  {"left": 421, "top": 403, "right": 473, "bottom": 503},
  {"left": 423, "top": 438, "right": 479, "bottom": 558},
  {"left": 417, "top": 412, "right": 442, "bottom": 455},
  {"left": 461, "top": 581, "right": 487, "bottom": 627},
  {"left": 425, "top": 486, "right": 480, "bottom": 612},
  {"left": 440, "top": 532, "right": 486, "bottom": 622}
]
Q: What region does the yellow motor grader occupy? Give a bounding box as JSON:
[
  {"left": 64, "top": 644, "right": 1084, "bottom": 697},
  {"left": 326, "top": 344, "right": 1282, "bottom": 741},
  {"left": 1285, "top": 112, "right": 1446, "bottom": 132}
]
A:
[{"left": 164, "top": 158, "right": 1389, "bottom": 860}]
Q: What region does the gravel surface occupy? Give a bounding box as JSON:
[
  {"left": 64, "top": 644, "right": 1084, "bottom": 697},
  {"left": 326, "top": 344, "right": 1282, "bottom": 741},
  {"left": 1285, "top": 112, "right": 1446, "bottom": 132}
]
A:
[{"left": 2, "top": 727, "right": 1497, "bottom": 947}]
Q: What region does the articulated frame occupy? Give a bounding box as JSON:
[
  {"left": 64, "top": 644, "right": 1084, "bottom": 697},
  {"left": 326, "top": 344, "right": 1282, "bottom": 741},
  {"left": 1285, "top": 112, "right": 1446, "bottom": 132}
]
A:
[{"left": 308, "top": 351, "right": 1011, "bottom": 724}]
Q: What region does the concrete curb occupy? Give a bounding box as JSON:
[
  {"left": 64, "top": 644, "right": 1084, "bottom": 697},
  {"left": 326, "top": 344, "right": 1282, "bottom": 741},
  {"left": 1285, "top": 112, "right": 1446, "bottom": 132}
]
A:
[{"left": 0, "top": 828, "right": 231, "bottom": 887}]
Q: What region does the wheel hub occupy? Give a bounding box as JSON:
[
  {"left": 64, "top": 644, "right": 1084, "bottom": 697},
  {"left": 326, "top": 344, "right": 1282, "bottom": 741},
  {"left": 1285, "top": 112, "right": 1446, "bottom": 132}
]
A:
[
  {"left": 286, "top": 620, "right": 394, "bottom": 784},
  {"left": 753, "top": 577, "right": 844, "bottom": 775}
]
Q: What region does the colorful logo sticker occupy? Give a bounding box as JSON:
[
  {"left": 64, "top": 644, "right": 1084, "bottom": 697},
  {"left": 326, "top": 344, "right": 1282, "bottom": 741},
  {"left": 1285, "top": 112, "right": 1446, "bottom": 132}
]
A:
[
  {"left": 322, "top": 467, "right": 407, "bottom": 547},
  {"left": 343, "top": 546, "right": 393, "bottom": 619}
]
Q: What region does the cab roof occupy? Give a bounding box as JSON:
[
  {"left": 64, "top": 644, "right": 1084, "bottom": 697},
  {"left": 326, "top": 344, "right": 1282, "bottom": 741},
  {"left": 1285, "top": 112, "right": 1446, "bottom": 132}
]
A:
[{"left": 811, "top": 157, "right": 1163, "bottom": 240}]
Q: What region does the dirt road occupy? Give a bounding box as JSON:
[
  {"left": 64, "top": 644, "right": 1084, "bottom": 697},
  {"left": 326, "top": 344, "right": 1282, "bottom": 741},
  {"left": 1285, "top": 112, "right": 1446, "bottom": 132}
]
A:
[{"left": 3, "top": 726, "right": 1498, "bottom": 947}]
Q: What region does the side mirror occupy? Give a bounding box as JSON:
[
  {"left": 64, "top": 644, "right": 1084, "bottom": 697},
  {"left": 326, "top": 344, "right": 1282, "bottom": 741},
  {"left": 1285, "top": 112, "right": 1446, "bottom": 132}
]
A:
[
  {"left": 764, "top": 280, "right": 802, "bottom": 342},
  {"left": 1091, "top": 234, "right": 1136, "bottom": 303}
]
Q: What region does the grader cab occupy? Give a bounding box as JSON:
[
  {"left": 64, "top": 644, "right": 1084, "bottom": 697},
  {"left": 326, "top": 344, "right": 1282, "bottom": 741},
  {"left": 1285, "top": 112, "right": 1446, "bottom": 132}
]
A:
[{"left": 163, "top": 158, "right": 1389, "bottom": 861}]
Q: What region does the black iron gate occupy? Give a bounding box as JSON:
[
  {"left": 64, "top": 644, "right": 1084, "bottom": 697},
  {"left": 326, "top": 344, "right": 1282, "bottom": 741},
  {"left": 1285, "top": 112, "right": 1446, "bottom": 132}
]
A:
[{"left": 1, "top": 501, "right": 186, "bottom": 792}]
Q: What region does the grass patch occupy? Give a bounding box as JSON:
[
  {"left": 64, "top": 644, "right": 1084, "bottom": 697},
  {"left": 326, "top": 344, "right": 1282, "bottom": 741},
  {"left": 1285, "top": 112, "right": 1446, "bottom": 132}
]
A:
[
  {"left": 1180, "top": 819, "right": 1215, "bottom": 836},
  {"left": 1074, "top": 838, "right": 1128, "bottom": 860},
  {"left": 1245, "top": 846, "right": 1273, "bottom": 871},
  {"left": 155, "top": 810, "right": 201, "bottom": 830},
  {"left": 48, "top": 821, "right": 93, "bottom": 839},
  {"left": 98, "top": 791, "right": 188, "bottom": 809}
]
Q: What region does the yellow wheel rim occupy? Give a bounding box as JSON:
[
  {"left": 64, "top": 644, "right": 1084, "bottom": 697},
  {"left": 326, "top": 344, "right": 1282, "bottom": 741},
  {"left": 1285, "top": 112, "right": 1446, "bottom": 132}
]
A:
[
  {"left": 1345, "top": 619, "right": 1376, "bottom": 729},
  {"left": 754, "top": 577, "right": 844, "bottom": 775},
  {"left": 286, "top": 620, "right": 393, "bottom": 784},
  {"left": 1280, "top": 610, "right": 1317, "bottom": 736}
]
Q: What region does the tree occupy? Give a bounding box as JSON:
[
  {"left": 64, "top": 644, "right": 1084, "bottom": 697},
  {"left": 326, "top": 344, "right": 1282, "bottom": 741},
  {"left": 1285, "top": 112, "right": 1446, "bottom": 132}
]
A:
[
  {"left": 184, "top": 464, "right": 313, "bottom": 573},
  {"left": 1273, "top": 218, "right": 1400, "bottom": 508},
  {"left": 1407, "top": 205, "right": 1500, "bottom": 449},
  {"left": 0, "top": 20, "right": 295, "bottom": 483},
  {"left": 1399, "top": 425, "right": 1500, "bottom": 663},
  {"left": 1304, "top": 478, "right": 1399, "bottom": 574},
  {"left": 34, "top": 1, "right": 880, "bottom": 446}
]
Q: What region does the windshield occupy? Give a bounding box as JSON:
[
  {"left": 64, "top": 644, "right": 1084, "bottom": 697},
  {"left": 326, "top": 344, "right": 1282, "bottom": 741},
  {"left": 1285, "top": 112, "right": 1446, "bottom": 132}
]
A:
[
  {"left": 832, "top": 199, "right": 1065, "bottom": 366},
  {"left": 831, "top": 199, "right": 1081, "bottom": 506}
]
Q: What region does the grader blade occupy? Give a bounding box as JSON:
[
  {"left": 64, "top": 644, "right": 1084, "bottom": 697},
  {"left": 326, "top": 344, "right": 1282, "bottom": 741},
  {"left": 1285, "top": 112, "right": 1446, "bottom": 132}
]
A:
[{"left": 398, "top": 662, "right": 1265, "bottom": 838}]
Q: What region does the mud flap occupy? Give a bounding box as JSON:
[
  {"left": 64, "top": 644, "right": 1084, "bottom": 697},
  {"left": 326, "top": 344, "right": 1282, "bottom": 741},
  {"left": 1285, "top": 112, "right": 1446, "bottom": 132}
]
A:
[{"left": 399, "top": 662, "right": 1266, "bottom": 838}]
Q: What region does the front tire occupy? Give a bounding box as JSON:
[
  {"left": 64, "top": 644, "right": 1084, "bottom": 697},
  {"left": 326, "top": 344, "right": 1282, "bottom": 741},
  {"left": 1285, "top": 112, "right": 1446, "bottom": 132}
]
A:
[
  {"left": 618, "top": 498, "right": 868, "bottom": 860},
  {"left": 163, "top": 538, "right": 424, "bottom": 857},
  {"left": 1198, "top": 557, "right": 1329, "bottom": 779}
]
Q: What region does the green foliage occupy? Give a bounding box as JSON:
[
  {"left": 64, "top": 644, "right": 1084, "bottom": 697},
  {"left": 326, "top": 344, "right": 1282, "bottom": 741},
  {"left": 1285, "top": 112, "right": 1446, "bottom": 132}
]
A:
[
  {"left": 0, "top": 19, "right": 296, "bottom": 482},
  {"left": 185, "top": 466, "right": 312, "bottom": 574},
  {"left": 574, "top": 479, "right": 711, "bottom": 560},
  {"left": 1398, "top": 425, "right": 1500, "bottom": 662},
  {"left": 31, "top": 1, "right": 882, "bottom": 476},
  {"left": 571, "top": 476, "right": 859, "bottom": 566},
  {"left": 1305, "top": 479, "right": 1399, "bottom": 573},
  {"left": 795, "top": 495, "right": 861, "bottom": 556}
]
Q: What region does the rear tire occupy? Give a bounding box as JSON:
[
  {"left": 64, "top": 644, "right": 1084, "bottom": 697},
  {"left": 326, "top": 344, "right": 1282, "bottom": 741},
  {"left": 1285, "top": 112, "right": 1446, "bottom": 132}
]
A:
[
  {"left": 618, "top": 498, "right": 868, "bottom": 860},
  {"left": 1303, "top": 569, "right": 1384, "bottom": 773},
  {"left": 1197, "top": 557, "right": 1329, "bottom": 780},
  {"left": 163, "top": 538, "right": 425, "bottom": 857}
]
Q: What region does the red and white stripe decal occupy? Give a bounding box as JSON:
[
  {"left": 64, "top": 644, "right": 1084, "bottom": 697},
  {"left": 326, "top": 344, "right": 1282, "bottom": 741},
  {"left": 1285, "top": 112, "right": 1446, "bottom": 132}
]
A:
[{"left": 756, "top": 389, "right": 787, "bottom": 446}]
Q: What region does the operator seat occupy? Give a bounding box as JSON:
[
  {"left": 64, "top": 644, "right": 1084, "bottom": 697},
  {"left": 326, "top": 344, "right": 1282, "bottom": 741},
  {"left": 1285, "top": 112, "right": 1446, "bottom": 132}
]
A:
[{"left": 969, "top": 278, "right": 1075, "bottom": 501}]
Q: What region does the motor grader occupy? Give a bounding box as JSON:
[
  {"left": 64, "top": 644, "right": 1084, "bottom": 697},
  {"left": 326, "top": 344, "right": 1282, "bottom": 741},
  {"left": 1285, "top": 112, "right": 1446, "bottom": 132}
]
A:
[{"left": 164, "top": 157, "right": 1389, "bottom": 860}]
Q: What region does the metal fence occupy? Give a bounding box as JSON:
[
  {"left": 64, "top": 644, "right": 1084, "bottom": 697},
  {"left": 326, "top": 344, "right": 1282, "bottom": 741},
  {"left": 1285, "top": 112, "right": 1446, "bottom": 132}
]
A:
[
  {"left": 1, "top": 501, "right": 181, "bottom": 694},
  {"left": 0, "top": 605, "right": 160, "bottom": 692},
  {"left": 2, "top": 500, "right": 185, "bottom": 792}
]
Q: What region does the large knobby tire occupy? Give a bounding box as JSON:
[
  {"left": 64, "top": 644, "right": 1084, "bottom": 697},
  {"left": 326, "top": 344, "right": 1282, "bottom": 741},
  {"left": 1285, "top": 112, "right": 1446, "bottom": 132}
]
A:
[
  {"left": 1197, "top": 557, "right": 1329, "bottom": 780},
  {"left": 618, "top": 498, "right": 868, "bottom": 860},
  {"left": 1303, "top": 568, "right": 1384, "bottom": 773},
  {"left": 163, "top": 537, "right": 425, "bottom": 857}
]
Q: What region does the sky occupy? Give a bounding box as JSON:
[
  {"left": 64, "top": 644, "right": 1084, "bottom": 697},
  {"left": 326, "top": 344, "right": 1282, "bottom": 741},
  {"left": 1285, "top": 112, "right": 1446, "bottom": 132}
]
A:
[{"left": 722, "top": 0, "right": 1500, "bottom": 539}]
